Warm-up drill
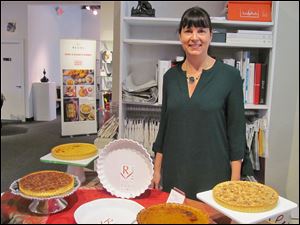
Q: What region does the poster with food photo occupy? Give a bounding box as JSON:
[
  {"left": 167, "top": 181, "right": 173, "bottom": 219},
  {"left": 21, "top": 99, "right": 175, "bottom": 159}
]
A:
[{"left": 60, "top": 39, "right": 97, "bottom": 136}]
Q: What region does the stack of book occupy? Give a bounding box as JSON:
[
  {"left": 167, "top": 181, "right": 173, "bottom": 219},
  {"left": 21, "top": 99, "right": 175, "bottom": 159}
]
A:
[
  {"left": 223, "top": 51, "right": 268, "bottom": 105},
  {"left": 226, "top": 30, "right": 272, "bottom": 47}
]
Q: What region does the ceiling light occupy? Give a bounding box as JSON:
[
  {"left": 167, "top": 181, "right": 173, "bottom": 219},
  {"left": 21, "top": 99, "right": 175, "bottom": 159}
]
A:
[{"left": 81, "top": 5, "right": 100, "bottom": 16}]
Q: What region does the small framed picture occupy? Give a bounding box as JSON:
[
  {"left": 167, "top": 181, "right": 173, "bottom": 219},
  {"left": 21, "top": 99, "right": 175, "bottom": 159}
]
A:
[{"left": 7, "top": 22, "right": 16, "bottom": 33}]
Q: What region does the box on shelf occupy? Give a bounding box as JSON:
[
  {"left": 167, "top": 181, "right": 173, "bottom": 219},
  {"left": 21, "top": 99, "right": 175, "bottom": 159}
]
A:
[
  {"left": 227, "top": 1, "right": 272, "bottom": 22},
  {"left": 212, "top": 29, "right": 226, "bottom": 43}
]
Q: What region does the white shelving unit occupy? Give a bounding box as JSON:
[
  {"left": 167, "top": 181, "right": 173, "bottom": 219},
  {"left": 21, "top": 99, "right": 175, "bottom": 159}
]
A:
[{"left": 118, "top": 1, "right": 279, "bottom": 181}]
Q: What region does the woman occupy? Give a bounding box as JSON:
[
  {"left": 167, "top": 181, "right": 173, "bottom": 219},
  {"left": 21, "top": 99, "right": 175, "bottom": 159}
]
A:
[{"left": 151, "top": 7, "right": 246, "bottom": 200}]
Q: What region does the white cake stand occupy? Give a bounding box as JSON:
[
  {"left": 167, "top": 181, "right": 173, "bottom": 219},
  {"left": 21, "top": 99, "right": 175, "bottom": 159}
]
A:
[{"left": 40, "top": 152, "right": 99, "bottom": 183}]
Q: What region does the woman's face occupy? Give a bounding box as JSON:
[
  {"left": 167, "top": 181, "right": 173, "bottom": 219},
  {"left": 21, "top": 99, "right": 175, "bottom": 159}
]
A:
[{"left": 179, "top": 26, "right": 212, "bottom": 57}]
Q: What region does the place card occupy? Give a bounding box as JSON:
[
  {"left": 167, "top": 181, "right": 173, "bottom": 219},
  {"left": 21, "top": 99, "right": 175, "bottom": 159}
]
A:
[{"left": 167, "top": 187, "right": 185, "bottom": 204}]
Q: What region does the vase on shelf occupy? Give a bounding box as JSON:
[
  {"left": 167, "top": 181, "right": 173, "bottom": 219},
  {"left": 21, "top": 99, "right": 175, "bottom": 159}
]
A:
[{"left": 40, "top": 69, "right": 49, "bottom": 83}]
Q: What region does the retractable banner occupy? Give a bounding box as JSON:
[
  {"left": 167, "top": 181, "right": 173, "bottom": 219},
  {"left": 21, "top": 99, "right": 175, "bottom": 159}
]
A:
[{"left": 60, "top": 39, "right": 97, "bottom": 136}]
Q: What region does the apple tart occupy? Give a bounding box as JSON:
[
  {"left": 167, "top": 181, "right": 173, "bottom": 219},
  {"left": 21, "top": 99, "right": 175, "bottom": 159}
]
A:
[
  {"left": 19, "top": 170, "right": 74, "bottom": 198},
  {"left": 212, "top": 181, "right": 279, "bottom": 213}
]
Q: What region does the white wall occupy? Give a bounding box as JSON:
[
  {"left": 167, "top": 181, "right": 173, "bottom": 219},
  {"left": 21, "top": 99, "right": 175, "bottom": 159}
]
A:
[
  {"left": 1, "top": 3, "right": 28, "bottom": 39},
  {"left": 28, "top": 5, "right": 82, "bottom": 84},
  {"left": 100, "top": 1, "right": 114, "bottom": 41},
  {"left": 266, "top": 1, "right": 299, "bottom": 200},
  {"left": 287, "top": 95, "right": 299, "bottom": 218},
  {"left": 112, "top": 1, "right": 120, "bottom": 103},
  {"left": 81, "top": 7, "right": 101, "bottom": 40}
]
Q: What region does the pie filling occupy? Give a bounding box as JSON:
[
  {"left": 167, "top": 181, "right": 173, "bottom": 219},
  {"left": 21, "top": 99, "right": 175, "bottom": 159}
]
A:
[
  {"left": 51, "top": 143, "right": 97, "bottom": 160},
  {"left": 137, "top": 203, "right": 209, "bottom": 224},
  {"left": 19, "top": 170, "right": 74, "bottom": 198}
]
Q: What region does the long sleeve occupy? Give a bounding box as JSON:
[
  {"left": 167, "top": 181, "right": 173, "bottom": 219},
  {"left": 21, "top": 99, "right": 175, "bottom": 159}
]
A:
[
  {"left": 226, "top": 72, "right": 246, "bottom": 161},
  {"left": 152, "top": 75, "right": 168, "bottom": 153}
]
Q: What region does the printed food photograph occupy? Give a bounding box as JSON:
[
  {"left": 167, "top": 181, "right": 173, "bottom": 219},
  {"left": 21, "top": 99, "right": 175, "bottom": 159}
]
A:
[
  {"left": 77, "top": 86, "right": 94, "bottom": 98},
  {"left": 63, "top": 98, "right": 79, "bottom": 122},
  {"left": 63, "top": 85, "right": 76, "bottom": 97},
  {"left": 79, "top": 103, "right": 95, "bottom": 121},
  {"left": 63, "top": 69, "right": 94, "bottom": 85}
]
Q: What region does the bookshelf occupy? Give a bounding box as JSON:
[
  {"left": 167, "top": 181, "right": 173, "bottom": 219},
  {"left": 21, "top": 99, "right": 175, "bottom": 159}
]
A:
[{"left": 118, "top": 1, "right": 279, "bottom": 182}]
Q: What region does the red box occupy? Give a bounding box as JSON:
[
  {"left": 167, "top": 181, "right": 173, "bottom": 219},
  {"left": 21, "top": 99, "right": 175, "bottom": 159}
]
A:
[{"left": 227, "top": 1, "right": 272, "bottom": 22}]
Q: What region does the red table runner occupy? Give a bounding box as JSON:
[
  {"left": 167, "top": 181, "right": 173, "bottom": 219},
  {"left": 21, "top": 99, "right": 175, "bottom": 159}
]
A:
[{"left": 1, "top": 188, "right": 169, "bottom": 224}]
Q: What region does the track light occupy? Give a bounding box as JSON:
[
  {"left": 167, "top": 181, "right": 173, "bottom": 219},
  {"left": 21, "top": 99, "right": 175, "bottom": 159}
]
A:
[{"left": 81, "top": 5, "right": 100, "bottom": 16}]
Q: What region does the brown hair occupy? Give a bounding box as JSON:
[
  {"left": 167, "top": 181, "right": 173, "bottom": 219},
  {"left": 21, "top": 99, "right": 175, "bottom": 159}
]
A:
[{"left": 178, "top": 7, "right": 212, "bottom": 33}]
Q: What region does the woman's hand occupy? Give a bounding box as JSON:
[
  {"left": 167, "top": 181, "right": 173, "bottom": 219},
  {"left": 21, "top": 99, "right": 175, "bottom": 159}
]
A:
[
  {"left": 231, "top": 160, "right": 242, "bottom": 181},
  {"left": 150, "top": 171, "right": 162, "bottom": 189},
  {"left": 150, "top": 152, "right": 163, "bottom": 189}
]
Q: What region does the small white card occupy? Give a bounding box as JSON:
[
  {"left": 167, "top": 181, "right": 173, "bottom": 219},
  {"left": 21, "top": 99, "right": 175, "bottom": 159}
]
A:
[{"left": 167, "top": 187, "right": 185, "bottom": 204}]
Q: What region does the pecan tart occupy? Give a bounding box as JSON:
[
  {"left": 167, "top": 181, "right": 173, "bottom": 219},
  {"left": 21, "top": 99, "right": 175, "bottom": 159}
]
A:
[
  {"left": 19, "top": 170, "right": 74, "bottom": 198},
  {"left": 212, "top": 181, "right": 279, "bottom": 213}
]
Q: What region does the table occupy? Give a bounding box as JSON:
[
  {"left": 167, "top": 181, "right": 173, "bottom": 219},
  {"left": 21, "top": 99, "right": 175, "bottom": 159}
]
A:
[
  {"left": 1, "top": 171, "right": 230, "bottom": 224},
  {"left": 32, "top": 82, "right": 56, "bottom": 121}
]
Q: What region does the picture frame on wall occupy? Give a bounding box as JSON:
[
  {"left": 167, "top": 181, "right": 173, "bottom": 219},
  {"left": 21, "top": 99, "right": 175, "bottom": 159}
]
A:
[{"left": 6, "top": 22, "right": 16, "bottom": 32}]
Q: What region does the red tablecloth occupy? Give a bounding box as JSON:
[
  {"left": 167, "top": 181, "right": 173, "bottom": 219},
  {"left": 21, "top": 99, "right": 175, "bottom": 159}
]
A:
[{"left": 1, "top": 188, "right": 169, "bottom": 224}]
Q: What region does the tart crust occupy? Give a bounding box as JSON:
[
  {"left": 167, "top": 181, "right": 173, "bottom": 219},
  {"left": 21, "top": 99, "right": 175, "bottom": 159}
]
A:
[
  {"left": 212, "top": 181, "right": 279, "bottom": 213},
  {"left": 19, "top": 170, "right": 74, "bottom": 198}
]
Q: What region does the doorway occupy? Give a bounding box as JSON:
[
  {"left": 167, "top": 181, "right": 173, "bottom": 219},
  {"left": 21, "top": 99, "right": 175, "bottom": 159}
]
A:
[{"left": 1, "top": 40, "right": 26, "bottom": 122}]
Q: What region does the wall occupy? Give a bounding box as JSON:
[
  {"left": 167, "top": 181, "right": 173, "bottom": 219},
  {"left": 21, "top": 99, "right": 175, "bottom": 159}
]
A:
[
  {"left": 266, "top": 1, "right": 299, "bottom": 201},
  {"left": 81, "top": 7, "right": 101, "bottom": 40},
  {"left": 100, "top": 1, "right": 114, "bottom": 41},
  {"left": 1, "top": 3, "right": 28, "bottom": 40},
  {"left": 112, "top": 1, "right": 120, "bottom": 104},
  {"left": 287, "top": 95, "right": 299, "bottom": 218},
  {"left": 28, "top": 5, "right": 82, "bottom": 84}
]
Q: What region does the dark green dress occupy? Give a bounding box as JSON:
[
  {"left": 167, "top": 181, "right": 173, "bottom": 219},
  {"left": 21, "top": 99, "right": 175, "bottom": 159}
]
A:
[{"left": 153, "top": 59, "right": 245, "bottom": 200}]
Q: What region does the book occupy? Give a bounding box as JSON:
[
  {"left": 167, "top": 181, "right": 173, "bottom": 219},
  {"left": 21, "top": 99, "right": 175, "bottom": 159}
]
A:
[
  {"left": 259, "top": 64, "right": 268, "bottom": 104},
  {"left": 254, "top": 63, "right": 262, "bottom": 105},
  {"left": 248, "top": 63, "right": 255, "bottom": 104},
  {"left": 226, "top": 38, "right": 272, "bottom": 46},
  {"left": 226, "top": 32, "right": 272, "bottom": 46},
  {"left": 237, "top": 30, "right": 273, "bottom": 35},
  {"left": 243, "top": 51, "right": 251, "bottom": 103},
  {"left": 227, "top": 32, "right": 272, "bottom": 40}
]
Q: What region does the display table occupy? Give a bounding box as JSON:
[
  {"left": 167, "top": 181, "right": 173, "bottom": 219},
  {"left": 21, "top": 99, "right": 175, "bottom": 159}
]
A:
[
  {"left": 1, "top": 171, "right": 230, "bottom": 224},
  {"left": 32, "top": 82, "right": 56, "bottom": 121}
]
